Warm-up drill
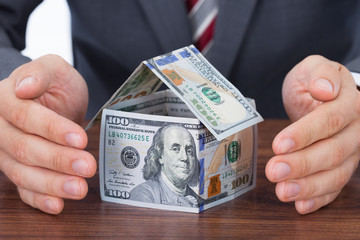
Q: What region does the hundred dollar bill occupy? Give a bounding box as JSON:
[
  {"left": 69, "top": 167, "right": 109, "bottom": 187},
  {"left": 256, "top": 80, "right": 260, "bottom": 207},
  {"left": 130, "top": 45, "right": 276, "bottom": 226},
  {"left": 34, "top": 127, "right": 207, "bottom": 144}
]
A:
[
  {"left": 144, "top": 45, "right": 262, "bottom": 140},
  {"left": 99, "top": 90, "right": 257, "bottom": 213},
  {"left": 109, "top": 89, "right": 196, "bottom": 118},
  {"left": 88, "top": 45, "right": 263, "bottom": 141}
]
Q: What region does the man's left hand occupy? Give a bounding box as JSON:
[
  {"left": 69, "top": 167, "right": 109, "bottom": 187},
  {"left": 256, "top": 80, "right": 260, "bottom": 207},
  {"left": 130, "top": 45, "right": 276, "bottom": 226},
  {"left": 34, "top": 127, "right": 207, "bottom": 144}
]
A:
[{"left": 265, "top": 55, "right": 360, "bottom": 214}]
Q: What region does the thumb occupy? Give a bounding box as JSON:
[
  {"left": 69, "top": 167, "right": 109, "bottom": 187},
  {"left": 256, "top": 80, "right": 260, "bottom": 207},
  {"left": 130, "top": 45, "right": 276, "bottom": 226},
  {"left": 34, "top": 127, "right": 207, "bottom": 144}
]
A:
[
  {"left": 308, "top": 62, "right": 342, "bottom": 102},
  {"left": 15, "top": 75, "right": 50, "bottom": 99}
]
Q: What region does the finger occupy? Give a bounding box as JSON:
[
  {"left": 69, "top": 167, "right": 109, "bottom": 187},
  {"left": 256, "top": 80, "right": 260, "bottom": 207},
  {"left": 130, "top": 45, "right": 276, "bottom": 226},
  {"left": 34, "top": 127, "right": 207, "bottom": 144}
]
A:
[
  {"left": 274, "top": 155, "right": 358, "bottom": 202},
  {"left": 0, "top": 54, "right": 88, "bottom": 148},
  {"left": 274, "top": 66, "right": 360, "bottom": 155},
  {"left": 0, "top": 87, "right": 88, "bottom": 149},
  {"left": 294, "top": 191, "right": 341, "bottom": 215},
  {"left": 307, "top": 58, "right": 342, "bottom": 102},
  {"left": 0, "top": 118, "right": 96, "bottom": 177},
  {"left": 15, "top": 75, "right": 49, "bottom": 100},
  {"left": 11, "top": 55, "right": 89, "bottom": 124},
  {"left": 282, "top": 55, "right": 342, "bottom": 108},
  {"left": 0, "top": 151, "right": 88, "bottom": 200},
  {"left": 18, "top": 187, "right": 64, "bottom": 215},
  {"left": 266, "top": 120, "right": 360, "bottom": 182},
  {"left": 12, "top": 55, "right": 83, "bottom": 100}
]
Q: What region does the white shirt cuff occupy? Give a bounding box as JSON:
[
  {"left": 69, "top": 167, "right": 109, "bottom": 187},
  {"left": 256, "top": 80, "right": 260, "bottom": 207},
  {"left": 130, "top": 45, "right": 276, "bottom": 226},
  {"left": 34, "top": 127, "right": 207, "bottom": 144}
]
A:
[{"left": 351, "top": 72, "right": 360, "bottom": 86}]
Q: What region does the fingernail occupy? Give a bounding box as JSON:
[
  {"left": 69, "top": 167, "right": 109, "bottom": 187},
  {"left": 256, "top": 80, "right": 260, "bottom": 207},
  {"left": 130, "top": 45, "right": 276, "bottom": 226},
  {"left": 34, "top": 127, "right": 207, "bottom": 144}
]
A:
[
  {"left": 63, "top": 179, "right": 81, "bottom": 196},
  {"left": 314, "top": 78, "right": 333, "bottom": 93},
  {"left": 16, "top": 76, "right": 38, "bottom": 91},
  {"left": 72, "top": 159, "right": 89, "bottom": 176},
  {"left": 273, "top": 162, "right": 290, "bottom": 181},
  {"left": 65, "top": 133, "right": 83, "bottom": 148},
  {"left": 44, "top": 199, "right": 55, "bottom": 213},
  {"left": 276, "top": 138, "right": 295, "bottom": 154},
  {"left": 285, "top": 181, "right": 301, "bottom": 199},
  {"left": 302, "top": 199, "right": 315, "bottom": 212}
]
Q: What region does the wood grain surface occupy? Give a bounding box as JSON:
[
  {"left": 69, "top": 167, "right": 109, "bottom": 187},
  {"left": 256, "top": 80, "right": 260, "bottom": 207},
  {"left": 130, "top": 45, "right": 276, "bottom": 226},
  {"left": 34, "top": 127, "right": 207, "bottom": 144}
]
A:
[{"left": 1, "top": 119, "right": 359, "bottom": 239}]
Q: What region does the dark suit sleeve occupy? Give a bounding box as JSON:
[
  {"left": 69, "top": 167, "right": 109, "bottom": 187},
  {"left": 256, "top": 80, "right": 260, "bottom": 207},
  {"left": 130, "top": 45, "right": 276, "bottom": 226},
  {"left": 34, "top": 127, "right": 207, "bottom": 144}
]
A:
[
  {"left": 0, "top": 0, "right": 42, "bottom": 80},
  {"left": 346, "top": 57, "right": 360, "bottom": 86},
  {"left": 346, "top": 57, "right": 360, "bottom": 74}
]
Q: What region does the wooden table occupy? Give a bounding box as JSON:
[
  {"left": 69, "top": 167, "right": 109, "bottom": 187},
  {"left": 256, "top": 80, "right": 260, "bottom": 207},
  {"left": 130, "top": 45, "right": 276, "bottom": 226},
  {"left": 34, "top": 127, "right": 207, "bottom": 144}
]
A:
[{"left": 1, "top": 119, "right": 359, "bottom": 239}]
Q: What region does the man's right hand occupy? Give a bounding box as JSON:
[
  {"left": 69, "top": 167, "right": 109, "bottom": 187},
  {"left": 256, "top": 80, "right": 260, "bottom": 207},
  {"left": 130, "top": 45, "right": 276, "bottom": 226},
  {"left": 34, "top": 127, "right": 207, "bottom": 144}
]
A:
[{"left": 0, "top": 54, "right": 97, "bottom": 214}]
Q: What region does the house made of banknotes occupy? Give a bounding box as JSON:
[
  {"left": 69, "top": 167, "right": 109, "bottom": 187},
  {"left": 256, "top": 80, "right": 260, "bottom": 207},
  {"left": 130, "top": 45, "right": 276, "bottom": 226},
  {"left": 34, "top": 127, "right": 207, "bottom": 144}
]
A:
[{"left": 87, "top": 45, "right": 263, "bottom": 213}]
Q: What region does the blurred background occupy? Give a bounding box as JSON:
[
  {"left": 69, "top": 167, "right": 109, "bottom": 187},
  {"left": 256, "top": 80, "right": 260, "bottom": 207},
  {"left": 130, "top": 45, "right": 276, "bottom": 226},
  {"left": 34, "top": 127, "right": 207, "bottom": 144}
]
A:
[
  {"left": 22, "top": 0, "right": 73, "bottom": 65},
  {"left": 19, "top": 0, "right": 360, "bottom": 86}
]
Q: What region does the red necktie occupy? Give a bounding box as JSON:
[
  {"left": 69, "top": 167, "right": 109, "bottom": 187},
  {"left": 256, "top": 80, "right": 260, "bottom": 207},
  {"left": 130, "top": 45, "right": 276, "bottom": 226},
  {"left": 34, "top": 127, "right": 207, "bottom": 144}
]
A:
[{"left": 186, "top": 0, "right": 218, "bottom": 53}]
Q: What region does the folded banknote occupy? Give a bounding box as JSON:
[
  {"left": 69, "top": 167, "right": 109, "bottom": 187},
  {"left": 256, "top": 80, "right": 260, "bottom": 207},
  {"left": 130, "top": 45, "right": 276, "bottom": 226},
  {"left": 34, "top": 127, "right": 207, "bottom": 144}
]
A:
[
  {"left": 88, "top": 46, "right": 263, "bottom": 212},
  {"left": 87, "top": 45, "right": 263, "bottom": 141},
  {"left": 99, "top": 90, "right": 257, "bottom": 212}
]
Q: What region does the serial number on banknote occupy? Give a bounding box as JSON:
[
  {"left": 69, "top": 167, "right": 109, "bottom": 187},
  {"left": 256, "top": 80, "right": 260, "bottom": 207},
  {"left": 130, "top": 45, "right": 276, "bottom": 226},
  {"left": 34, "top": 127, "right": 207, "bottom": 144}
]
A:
[
  {"left": 108, "top": 131, "right": 150, "bottom": 142},
  {"left": 221, "top": 163, "right": 249, "bottom": 180}
]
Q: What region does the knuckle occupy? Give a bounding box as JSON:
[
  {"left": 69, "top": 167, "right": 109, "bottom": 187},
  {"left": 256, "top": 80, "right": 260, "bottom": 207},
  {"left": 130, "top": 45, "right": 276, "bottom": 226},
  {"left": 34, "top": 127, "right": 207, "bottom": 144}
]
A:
[
  {"left": 298, "top": 154, "right": 312, "bottom": 178},
  {"left": 329, "top": 141, "right": 344, "bottom": 168},
  {"left": 293, "top": 55, "right": 318, "bottom": 77},
  {"left": 43, "top": 54, "right": 65, "bottom": 62},
  {"left": 11, "top": 101, "right": 31, "bottom": 129},
  {"left": 290, "top": 122, "right": 313, "bottom": 148},
  {"left": 326, "top": 112, "right": 345, "bottom": 134},
  {"left": 45, "top": 119, "right": 57, "bottom": 140},
  {"left": 304, "top": 54, "right": 323, "bottom": 63},
  {"left": 318, "top": 62, "right": 339, "bottom": 75},
  {"left": 49, "top": 150, "right": 63, "bottom": 172},
  {"left": 298, "top": 126, "right": 313, "bottom": 148},
  {"left": 15, "top": 136, "right": 28, "bottom": 163},
  {"left": 45, "top": 175, "right": 58, "bottom": 195}
]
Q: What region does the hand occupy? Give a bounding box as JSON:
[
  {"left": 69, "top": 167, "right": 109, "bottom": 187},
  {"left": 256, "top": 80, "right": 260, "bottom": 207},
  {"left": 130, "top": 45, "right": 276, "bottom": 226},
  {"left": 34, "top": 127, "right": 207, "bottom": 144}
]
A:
[
  {"left": 265, "top": 55, "right": 360, "bottom": 214},
  {"left": 0, "top": 55, "right": 97, "bottom": 214}
]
